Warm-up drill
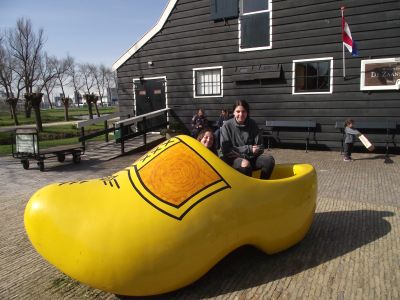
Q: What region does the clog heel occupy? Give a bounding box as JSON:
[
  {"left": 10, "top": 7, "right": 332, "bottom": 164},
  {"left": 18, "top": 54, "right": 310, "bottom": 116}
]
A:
[{"left": 24, "top": 135, "right": 317, "bottom": 296}]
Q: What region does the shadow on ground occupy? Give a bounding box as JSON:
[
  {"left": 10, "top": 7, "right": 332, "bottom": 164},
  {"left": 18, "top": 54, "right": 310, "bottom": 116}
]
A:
[
  {"left": 353, "top": 154, "right": 394, "bottom": 164},
  {"left": 117, "top": 209, "right": 394, "bottom": 299},
  {"left": 15, "top": 149, "right": 144, "bottom": 173},
  {"left": 18, "top": 157, "right": 127, "bottom": 174}
]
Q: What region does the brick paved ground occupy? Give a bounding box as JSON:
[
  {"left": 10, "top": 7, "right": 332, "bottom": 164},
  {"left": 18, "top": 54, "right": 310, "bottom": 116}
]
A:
[{"left": 0, "top": 147, "right": 399, "bottom": 299}]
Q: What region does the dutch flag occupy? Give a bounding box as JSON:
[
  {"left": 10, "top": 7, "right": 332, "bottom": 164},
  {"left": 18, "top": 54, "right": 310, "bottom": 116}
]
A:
[{"left": 342, "top": 9, "right": 359, "bottom": 56}]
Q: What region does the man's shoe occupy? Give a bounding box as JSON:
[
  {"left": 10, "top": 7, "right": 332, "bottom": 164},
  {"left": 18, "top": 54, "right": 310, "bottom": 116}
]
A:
[
  {"left": 24, "top": 135, "right": 317, "bottom": 296},
  {"left": 343, "top": 157, "right": 352, "bottom": 162}
]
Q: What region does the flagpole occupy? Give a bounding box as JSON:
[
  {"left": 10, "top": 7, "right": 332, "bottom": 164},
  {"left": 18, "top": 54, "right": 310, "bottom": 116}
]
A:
[
  {"left": 343, "top": 39, "right": 346, "bottom": 79},
  {"left": 341, "top": 6, "right": 346, "bottom": 79}
]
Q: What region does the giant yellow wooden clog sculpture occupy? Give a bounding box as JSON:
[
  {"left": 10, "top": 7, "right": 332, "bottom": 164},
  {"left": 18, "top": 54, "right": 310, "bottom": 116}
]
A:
[{"left": 24, "top": 135, "right": 317, "bottom": 296}]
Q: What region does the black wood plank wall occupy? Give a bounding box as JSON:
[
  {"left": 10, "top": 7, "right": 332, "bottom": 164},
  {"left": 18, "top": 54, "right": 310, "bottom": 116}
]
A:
[{"left": 116, "top": 0, "right": 400, "bottom": 150}]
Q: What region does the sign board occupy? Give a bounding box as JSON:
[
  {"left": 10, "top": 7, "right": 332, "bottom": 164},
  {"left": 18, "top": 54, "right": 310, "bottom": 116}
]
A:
[
  {"left": 16, "top": 134, "right": 38, "bottom": 154},
  {"left": 360, "top": 58, "right": 400, "bottom": 90}
]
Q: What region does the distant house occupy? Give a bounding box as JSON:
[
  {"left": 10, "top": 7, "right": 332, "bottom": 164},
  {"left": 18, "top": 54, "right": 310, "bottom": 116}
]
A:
[
  {"left": 0, "top": 90, "right": 6, "bottom": 100},
  {"left": 74, "top": 91, "right": 83, "bottom": 106},
  {"left": 112, "top": 0, "right": 400, "bottom": 150},
  {"left": 107, "top": 87, "right": 119, "bottom": 106}
]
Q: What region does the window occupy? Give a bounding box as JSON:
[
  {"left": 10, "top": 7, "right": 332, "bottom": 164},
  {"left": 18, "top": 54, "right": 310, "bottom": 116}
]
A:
[
  {"left": 193, "top": 67, "right": 223, "bottom": 98},
  {"left": 210, "top": 0, "right": 239, "bottom": 21},
  {"left": 239, "top": 0, "right": 272, "bottom": 51},
  {"left": 292, "top": 58, "right": 333, "bottom": 94}
]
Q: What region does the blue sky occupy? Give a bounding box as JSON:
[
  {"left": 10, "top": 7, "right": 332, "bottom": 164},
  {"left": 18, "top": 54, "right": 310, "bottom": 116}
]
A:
[{"left": 0, "top": 0, "right": 169, "bottom": 68}]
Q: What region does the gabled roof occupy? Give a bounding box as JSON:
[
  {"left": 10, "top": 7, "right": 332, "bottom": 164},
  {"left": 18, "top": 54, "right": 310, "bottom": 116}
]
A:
[{"left": 112, "top": 0, "right": 178, "bottom": 71}]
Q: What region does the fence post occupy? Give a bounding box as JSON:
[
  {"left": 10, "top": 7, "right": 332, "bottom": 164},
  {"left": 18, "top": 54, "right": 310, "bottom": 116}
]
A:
[
  {"left": 104, "top": 120, "right": 109, "bottom": 142},
  {"left": 80, "top": 127, "right": 85, "bottom": 148},
  {"left": 143, "top": 117, "right": 147, "bottom": 146},
  {"left": 120, "top": 123, "right": 125, "bottom": 154}
]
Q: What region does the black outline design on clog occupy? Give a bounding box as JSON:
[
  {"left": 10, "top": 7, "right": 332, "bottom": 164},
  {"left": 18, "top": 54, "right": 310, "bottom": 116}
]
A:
[{"left": 127, "top": 137, "right": 231, "bottom": 220}]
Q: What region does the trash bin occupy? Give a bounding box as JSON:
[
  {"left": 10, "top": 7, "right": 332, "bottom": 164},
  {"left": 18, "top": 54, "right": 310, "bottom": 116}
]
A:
[{"left": 114, "top": 128, "right": 121, "bottom": 141}]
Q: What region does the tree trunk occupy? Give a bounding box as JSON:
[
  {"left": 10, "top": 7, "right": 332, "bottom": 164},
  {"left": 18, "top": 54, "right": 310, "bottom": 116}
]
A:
[
  {"left": 99, "top": 95, "right": 104, "bottom": 107},
  {"left": 6, "top": 98, "right": 19, "bottom": 126},
  {"left": 24, "top": 100, "right": 32, "bottom": 118},
  {"left": 45, "top": 90, "right": 53, "bottom": 109},
  {"left": 62, "top": 97, "right": 70, "bottom": 121},
  {"left": 33, "top": 106, "right": 43, "bottom": 131},
  {"left": 84, "top": 94, "right": 98, "bottom": 120},
  {"left": 64, "top": 105, "right": 69, "bottom": 121},
  {"left": 25, "top": 93, "right": 43, "bottom": 131},
  {"left": 94, "top": 102, "right": 100, "bottom": 117},
  {"left": 88, "top": 102, "right": 94, "bottom": 119}
]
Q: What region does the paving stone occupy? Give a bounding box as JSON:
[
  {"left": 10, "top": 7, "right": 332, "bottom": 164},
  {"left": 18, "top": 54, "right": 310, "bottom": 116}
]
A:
[{"left": 0, "top": 147, "right": 399, "bottom": 299}]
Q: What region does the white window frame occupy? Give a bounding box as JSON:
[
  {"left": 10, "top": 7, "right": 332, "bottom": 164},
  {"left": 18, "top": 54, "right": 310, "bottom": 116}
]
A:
[
  {"left": 292, "top": 57, "right": 333, "bottom": 95},
  {"left": 193, "top": 66, "right": 223, "bottom": 98},
  {"left": 239, "top": 0, "right": 272, "bottom": 52}
]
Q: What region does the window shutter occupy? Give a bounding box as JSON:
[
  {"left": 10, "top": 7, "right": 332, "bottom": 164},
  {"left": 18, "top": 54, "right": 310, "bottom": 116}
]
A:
[{"left": 210, "top": 0, "right": 239, "bottom": 21}]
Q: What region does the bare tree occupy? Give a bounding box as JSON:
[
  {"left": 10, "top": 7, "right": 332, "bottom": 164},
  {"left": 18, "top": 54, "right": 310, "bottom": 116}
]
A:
[
  {"left": 99, "top": 64, "right": 116, "bottom": 106},
  {"left": 105, "top": 68, "right": 117, "bottom": 88},
  {"left": 8, "top": 18, "right": 45, "bottom": 130},
  {"left": 90, "top": 64, "right": 105, "bottom": 107},
  {"left": 104, "top": 68, "right": 117, "bottom": 105},
  {"left": 37, "top": 53, "right": 58, "bottom": 109},
  {"left": 69, "top": 61, "right": 83, "bottom": 106},
  {"left": 82, "top": 93, "right": 98, "bottom": 120},
  {"left": 80, "top": 63, "right": 99, "bottom": 118},
  {"left": 0, "top": 32, "right": 24, "bottom": 125},
  {"left": 55, "top": 56, "right": 73, "bottom": 98},
  {"left": 79, "top": 63, "right": 95, "bottom": 95},
  {"left": 54, "top": 56, "right": 73, "bottom": 120}
]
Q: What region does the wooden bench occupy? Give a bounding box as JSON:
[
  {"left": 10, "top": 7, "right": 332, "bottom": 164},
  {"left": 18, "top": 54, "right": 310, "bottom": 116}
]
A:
[
  {"left": 335, "top": 121, "right": 397, "bottom": 156},
  {"left": 264, "top": 120, "right": 317, "bottom": 152}
]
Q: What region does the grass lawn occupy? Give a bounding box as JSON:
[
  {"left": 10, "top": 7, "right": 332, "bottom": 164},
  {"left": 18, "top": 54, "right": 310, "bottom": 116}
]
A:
[
  {"left": 0, "top": 106, "right": 117, "bottom": 126},
  {"left": 0, "top": 106, "right": 118, "bottom": 155},
  {"left": 0, "top": 127, "right": 112, "bottom": 155}
]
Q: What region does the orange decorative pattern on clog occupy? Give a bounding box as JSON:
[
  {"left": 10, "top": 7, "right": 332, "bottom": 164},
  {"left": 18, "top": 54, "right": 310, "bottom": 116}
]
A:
[
  {"left": 128, "top": 137, "right": 230, "bottom": 220},
  {"left": 139, "top": 142, "right": 221, "bottom": 205}
]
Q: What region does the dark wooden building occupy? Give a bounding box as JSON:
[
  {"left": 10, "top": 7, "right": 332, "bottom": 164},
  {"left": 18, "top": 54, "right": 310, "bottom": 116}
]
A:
[{"left": 112, "top": 0, "right": 400, "bottom": 151}]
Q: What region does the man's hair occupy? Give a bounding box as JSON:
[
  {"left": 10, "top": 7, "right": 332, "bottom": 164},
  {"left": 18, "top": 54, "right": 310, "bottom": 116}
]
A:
[{"left": 233, "top": 100, "right": 250, "bottom": 114}]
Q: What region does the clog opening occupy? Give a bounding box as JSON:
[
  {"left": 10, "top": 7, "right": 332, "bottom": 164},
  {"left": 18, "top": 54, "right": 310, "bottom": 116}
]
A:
[{"left": 252, "top": 164, "right": 303, "bottom": 180}]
